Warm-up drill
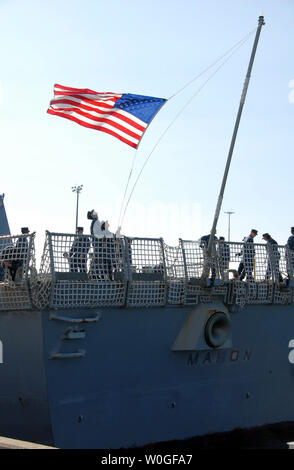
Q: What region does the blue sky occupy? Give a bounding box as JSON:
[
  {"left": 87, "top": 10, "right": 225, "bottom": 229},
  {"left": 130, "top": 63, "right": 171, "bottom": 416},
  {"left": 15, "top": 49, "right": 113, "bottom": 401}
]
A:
[{"left": 0, "top": 0, "right": 293, "bottom": 258}]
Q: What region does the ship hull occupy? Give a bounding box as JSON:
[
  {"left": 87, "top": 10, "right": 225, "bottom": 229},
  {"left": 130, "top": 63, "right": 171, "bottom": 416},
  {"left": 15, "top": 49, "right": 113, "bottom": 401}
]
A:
[{"left": 0, "top": 303, "right": 294, "bottom": 448}]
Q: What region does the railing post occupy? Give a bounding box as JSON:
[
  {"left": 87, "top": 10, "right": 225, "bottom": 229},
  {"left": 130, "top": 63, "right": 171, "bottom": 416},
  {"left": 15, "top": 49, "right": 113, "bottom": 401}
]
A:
[
  {"left": 120, "top": 236, "right": 129, "bottom": 306},
  {"left": 47, "top": 231, "right": 56, "bottom": 308},
  {"left": 286, "top": 246, "right": 294, "bottom": 283},
  {"left": 267, "top": 244, "right": 279, "bottom": 287},
  {"left": 159, "top": 238, "right": 167, "bottom": 306},
  {"left": 179, "top": 239, "right": 189, "bottom": 303},
  {"left": 25, "top": 232, "right": 35, "bottom": 308}
]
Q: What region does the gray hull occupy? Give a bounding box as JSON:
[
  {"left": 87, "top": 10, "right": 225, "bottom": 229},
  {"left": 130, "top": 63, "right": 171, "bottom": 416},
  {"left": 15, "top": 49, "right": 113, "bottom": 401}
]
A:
[{"left": 0, "top": 302, "right": 293, "bottom": 449}]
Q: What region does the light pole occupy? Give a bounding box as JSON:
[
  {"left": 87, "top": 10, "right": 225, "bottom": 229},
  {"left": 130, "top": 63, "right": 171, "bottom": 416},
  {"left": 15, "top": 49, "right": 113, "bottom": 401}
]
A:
[
  {"left": 72, "top": 185, "right": 83, "bottom": 232},
  {"left": 224, "top": 211, "right": 234, "bottom": 242}
]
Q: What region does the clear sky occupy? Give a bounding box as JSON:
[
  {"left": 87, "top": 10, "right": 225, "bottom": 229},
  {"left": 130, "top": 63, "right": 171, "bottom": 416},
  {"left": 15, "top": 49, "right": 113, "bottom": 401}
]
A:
[{"left": 0, "top": 0, "right": 293, "bottom": 260}]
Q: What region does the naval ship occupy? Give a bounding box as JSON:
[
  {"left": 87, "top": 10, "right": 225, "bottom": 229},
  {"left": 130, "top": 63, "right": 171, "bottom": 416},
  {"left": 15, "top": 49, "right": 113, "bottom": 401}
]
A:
[
  {"left": 1, "top": 202, "right": 294, "bottom": 449},
  {"left": 1, "top": 15, "right": 294, "bottom": 449}
]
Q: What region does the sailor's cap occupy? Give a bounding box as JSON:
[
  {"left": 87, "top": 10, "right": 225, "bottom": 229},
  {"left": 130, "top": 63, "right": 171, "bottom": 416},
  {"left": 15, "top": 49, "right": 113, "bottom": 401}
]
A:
[
  {"left": 21, "top": 227, "right": 29, "bottom": 234},
  {"left": 87, "top": 210, "right": 94, "bottom": 219},
  {"left": 251, "top": 229, "right": 258, "bottom": 234},
  {"left": 76, "top": 227, "right": 83, "bottom": 232}
]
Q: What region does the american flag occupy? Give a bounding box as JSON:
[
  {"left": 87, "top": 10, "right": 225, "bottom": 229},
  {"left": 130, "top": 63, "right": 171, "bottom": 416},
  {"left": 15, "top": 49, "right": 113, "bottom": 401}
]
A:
[{"left": 47, "top": 84, "right": 166, "bottom": 149}]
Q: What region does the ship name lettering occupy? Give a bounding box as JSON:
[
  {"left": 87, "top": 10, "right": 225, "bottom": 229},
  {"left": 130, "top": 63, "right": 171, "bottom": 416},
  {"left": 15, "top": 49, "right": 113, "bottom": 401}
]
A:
[
  {"left": 230, "top": 350, "right": 239, "bottom": 361},
  {"left": 288, "top": 339, "right": 294, "bottom": 363},
  {"left": 187, "top": 349, "right": 251, "bottom": 366}
]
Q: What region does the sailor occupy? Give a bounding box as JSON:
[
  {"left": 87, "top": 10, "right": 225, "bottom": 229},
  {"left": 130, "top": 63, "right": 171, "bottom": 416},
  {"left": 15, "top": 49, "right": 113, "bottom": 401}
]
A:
[
  {"left": 262, "top": 233, "right": 283, "bottom": 283},
  {"left": 97, "top": 221, "right": 123, "bottom": 280},
  {"left": 68, "top": 227, "right": 91, "bottom": 273},
  {"left": 0, "top": 227, "right": 30, "bottom": 282},
  {"left": 286, "top": 227, "right": 294, "bottom": 284},
  {"left": 218, "top": 236, "right": 230, "bottom": 280},
  {"left": 0, "top": 245, "right": 14, "bottom": 282},
  {"left": 236, "top": 229, "right": 257, "bottom": 281},
  {"left": 87, "top": 209, "right": 103, "bottom": 267},
  {"left": 200, "top": 233, "right": 218, "bottom": 283},
  {"left": 88, "top": 213, "right": 122, "bottom": 280},
  {"left": 87, "top": 209, "right": 102, "bottom": 237}
]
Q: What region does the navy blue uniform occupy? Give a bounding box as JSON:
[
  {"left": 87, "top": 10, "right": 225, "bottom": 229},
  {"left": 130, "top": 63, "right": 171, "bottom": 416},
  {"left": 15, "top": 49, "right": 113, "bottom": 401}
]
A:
[
  {"left": 219, "top": 242, "right": 230, "bottom": 273},
  {"left": 286, "top": 235, "right": 294, "bottom": 282},
  {"left": 69, "top": 235, "right": 91, "bottom": 273},
  {"left": 12, "top": 235, "right": 29, "bottom": 280},
  {"left": 287, "top": 235, "right": 294, "bottom": 251},
  {"left": 238, "top": 236, "right": 255, "bottom": 281},
  {"left": 0, "top": 237, "right": 29, "bottom": 281},
  {"left": 265, "top": 237, "right": 283, "bottom": 282}
]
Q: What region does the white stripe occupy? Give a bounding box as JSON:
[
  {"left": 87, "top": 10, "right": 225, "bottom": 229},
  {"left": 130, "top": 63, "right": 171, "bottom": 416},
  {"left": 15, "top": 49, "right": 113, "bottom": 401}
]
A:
[
  {"left": 53, "top": 94, "right": 118, "bottom": 105},
  {"left": 50, "top": 102, "right": 147, "bottom": 133},
  {"left": 51, "top": 95, "right": 117, "bottom": 111},
  {"left": 52, "top": 109, "right": 142, "bottom": 144},
  {"left": 54, "top": 87, "right": 121, "bottom": 99}
]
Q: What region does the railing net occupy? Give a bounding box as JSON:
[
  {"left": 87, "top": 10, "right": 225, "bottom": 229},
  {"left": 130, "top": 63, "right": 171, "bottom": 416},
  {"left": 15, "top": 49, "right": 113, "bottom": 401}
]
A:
[
  {"left": 126, "top": 238, "right": 166, "bottom": 306},
  {"left": 0, "top": 232, "right": 36, "bottom": 309},
  {"left": 1, "top": 232, "right": 293, "bottom": 310}
]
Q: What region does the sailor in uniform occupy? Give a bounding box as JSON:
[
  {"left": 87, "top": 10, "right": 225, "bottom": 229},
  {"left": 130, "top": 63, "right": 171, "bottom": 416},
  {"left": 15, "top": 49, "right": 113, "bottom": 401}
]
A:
[
  {"left": 262, "top": 233, "right": 283, "bottom": 283},
  {"left": 68, "top": 227, "right": 91, "bottom": 273},
  {"left": 200, "top": 233, "right": 218, "bottom": 283},
  {"left": 286, "top": 227, "right": 294, "bottom": 281},
  {"left": 236, "top": 229, "right": 257, "bottom": 281},
  {"left": 218, "top": 236, "right": 230, "bottom": 280},
  {"left": 96, "top": 221, "right": 122, "bottom": 280},
  {"left": 0, "top": 227, "right": 30, "bottom": 282},
  {"left": 87, "top": 210, "right": 122, "bottom": 280}
]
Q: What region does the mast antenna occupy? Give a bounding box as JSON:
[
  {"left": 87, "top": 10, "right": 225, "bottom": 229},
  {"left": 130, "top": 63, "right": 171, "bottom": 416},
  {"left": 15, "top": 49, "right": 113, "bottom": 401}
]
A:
[{"left": 201, "top": 14, "right": 265, "bottom": 285}]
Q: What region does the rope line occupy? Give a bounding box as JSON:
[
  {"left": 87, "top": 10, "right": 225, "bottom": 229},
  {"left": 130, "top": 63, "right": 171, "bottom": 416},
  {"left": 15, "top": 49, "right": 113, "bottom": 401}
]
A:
[
  {"left": 118, "top": 27, "right": 256, "bottom": 230},
  {"left": 117, "top": 149, "right": 138, "bottom": 228},
  {"left": 168, "top": 27, "right": 257, "bottom": 100}
]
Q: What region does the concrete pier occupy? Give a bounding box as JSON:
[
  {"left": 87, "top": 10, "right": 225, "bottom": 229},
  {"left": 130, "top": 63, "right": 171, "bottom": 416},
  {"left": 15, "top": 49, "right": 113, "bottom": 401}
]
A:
[{"left": 0, "top": 436, "right": 56, "bottom": 449}]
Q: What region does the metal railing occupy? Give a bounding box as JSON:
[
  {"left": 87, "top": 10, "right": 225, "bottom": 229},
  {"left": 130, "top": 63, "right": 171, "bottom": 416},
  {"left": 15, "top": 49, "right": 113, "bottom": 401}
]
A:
[
  {"left": 1, "top": 232, "right": 294, "bottom": 310},
  {"left": 0, "top": 232, "right": 36, "bottom": 310}
]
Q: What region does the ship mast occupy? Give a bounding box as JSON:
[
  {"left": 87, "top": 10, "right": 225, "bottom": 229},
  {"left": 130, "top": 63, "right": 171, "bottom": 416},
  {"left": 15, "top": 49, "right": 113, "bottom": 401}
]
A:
[{"left": 202, "top": 14, "right": 265, "bottom": 283}]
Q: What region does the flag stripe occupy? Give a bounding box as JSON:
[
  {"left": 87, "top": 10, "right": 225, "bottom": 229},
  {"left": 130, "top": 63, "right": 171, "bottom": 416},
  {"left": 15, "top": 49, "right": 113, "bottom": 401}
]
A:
[
  {"left": 53, "top": 106, "right": 142, "bottom": 140},
  {"left": 53, "top": 93, "right": 117, "bottom": 108},
  {"left": 49, "top": 99, "right": 147, "bottom": 132},
  {"left": 50, "top": 97, "right": 148, "bottom": 129},
  {"left": 50, "top": 97, "right": 118, "bottom": 112},
  {"left": 49, "top": 105, "right": 143, "bottom": 139},
  {"left": 48, "top": 108, "right": 142, "bottom": 143},
  {"left": 47, "top": 108, "right": 138, "bottom": 148}
]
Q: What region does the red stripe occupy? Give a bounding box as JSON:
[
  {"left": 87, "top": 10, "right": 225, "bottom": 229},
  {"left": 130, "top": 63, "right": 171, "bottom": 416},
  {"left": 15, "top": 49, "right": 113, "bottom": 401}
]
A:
[
  {"left": 48, "top": 106, "right": 142, "bottom": 140},
  {"left": 54, "top": 83, "right": 118, "bottom": 96},
  {"left": 47, "top": 108, "right": 138, "bottom": 148}
]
